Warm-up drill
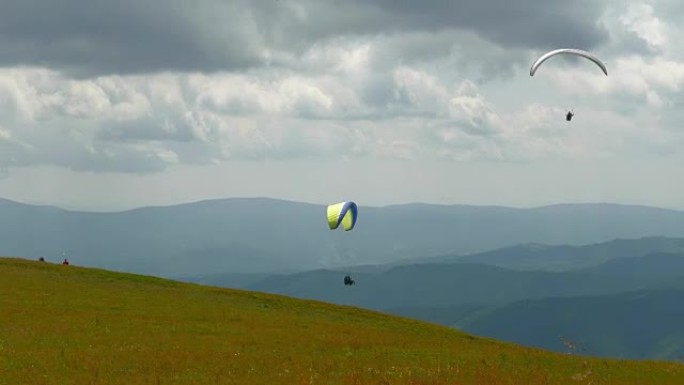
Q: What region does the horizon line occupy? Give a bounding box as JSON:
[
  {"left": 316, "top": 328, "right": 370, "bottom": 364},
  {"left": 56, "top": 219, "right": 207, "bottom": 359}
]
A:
[{"left": 1, "top": 195, "right": 682, "bottom": 214}]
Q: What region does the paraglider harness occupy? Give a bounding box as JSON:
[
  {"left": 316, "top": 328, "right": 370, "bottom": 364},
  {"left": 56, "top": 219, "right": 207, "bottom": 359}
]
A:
[{"left": 343, "top": 275, "right": 355, "bottom": 286}]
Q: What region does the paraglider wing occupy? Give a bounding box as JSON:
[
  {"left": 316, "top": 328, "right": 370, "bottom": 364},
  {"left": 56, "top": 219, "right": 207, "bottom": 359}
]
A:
[
  {"left": 530, "top": 49, "right": 607, "bottom": 76},
  {"left": 327, "top": 201, "right": 358, "bottom": 231}
]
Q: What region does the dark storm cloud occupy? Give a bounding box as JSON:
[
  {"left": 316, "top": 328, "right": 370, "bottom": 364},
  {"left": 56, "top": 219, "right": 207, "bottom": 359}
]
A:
[
  {"left": 0, "top": 0, "right": 610, "bottom": 77},
  {"left": 0, "top": 0, "right": 263, "bottom": 77},
  {"left": 256, "top": 0, "right": 611, "bottom": 52},
  {"left": 366, "top": 0, "right": 609, "bottom": 49}
]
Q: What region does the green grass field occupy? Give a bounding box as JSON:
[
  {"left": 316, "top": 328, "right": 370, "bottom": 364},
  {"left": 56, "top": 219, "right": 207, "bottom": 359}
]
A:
[{"left": 1, "top": 257, "right": 682, "bottom": 384}]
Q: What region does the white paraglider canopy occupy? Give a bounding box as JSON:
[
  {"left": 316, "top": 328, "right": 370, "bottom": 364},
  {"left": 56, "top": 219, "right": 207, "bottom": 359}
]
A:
[{"left": 530, "top": 48, "right": 607, "bottom": 76}]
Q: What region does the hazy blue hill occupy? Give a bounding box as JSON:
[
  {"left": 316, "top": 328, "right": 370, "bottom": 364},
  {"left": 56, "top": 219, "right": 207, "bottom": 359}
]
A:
[
  {"left": 397, "top": 237, "right": 684, "bottom": 272},
  {"left": 0, "top": 198, "right": 330, "bottom": 275},
  {"left": 244, "top": 252, "right": 684, "bottom": 310},
  {"left": 379, "top": 253, "right": 684, "bottom": 360},
  {"left": 381, "top": 252, "right": 684, "bottom": 320},
  {"left": 3, "top": 197, "right": 684, "bottom": 277},
  {"left": 577, "top": 252, "right": 684, "bottom": 278},
  {"left": 458, "top": 289, "right": 684, "bottom": 360}
]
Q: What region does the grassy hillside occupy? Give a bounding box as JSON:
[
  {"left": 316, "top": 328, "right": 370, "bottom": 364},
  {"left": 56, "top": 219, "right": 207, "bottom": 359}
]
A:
[{"left": 1, "top": 258, "right": 683, "bottom": 384}]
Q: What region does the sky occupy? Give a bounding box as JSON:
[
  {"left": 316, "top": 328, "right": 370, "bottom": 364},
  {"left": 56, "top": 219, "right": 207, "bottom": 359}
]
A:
[{"left": 1, "top": 0, "right": 684, "bottom": 211}]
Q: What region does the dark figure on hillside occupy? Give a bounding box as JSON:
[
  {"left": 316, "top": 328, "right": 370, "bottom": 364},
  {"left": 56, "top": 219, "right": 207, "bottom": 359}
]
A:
[
  {"left": 343, "top": 275, "right": 355, "bottom": 286},
  {"left": 62, "top": 258, "right": 69, "bottom": 265},
  {"left": 566, "top": 111, "right": 574, "bottom": 121},
  {"left": 38, "top": 257, "right": 45, "bottom": 262}
]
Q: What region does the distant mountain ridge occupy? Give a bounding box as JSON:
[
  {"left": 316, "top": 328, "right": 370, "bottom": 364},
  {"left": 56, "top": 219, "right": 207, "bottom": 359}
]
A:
[
  {"left": 388, "top": 289, "right": 684, "bottom": 360},
  {"left": 239, "top": 251, "right": 684, "bottom": 310},
  {"left": 392, "top": 237, "right": 684, "bottom": 272},
  {"left": 461, "top": 289, "right": 684, "bottom": 360},
  {"left": 4, "top": 195, "right": 684, "bottom": 362},
  {"left": 2, "top": 197, "right": 684, "bottom": 277}
]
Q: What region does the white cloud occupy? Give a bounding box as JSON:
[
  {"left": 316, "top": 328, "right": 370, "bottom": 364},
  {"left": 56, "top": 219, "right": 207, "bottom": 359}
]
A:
[
  {"left": 619, "top": 3, "right": 669, "bottom": 49},
  {"left": 1, "top": 0, "right": 684, "bottom": 210}
]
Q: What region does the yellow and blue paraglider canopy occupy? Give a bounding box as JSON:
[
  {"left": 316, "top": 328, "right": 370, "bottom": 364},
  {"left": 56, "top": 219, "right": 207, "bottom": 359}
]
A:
[{"left": 327, "top": 201, "right": 358, "bottom": 231}]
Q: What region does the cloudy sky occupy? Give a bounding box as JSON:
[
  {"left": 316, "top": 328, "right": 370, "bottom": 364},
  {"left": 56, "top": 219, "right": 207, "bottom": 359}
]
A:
[{"left": 1, "top": 0, "right": 684, "bottom": 211}]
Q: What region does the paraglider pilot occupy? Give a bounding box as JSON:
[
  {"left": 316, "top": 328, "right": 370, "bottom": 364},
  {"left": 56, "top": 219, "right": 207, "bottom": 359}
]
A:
[
  {"left": 566, "top": 111, "right": 574, "bottom": 121},
  {"left": 344, "top": 275, "right": 355, "bottom": 286}
]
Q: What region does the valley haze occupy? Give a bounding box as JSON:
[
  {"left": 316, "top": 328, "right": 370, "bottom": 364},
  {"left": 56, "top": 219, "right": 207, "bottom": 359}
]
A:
[{"left": 1, "top": 197, "right": 684, "bottom": 279}]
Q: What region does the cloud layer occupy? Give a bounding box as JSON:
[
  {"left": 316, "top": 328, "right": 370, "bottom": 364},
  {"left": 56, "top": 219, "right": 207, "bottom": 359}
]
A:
[
  {"left": 0, "top": 0, "right": 683, "bottom": 174},
  {"left": 1, "top": 0, "right": 609, "bottom": 76}
]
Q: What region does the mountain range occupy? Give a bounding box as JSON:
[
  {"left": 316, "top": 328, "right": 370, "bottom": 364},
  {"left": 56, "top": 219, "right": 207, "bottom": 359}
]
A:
[
  {"left": 3, "top": 196, "right": 684, "bottom": 360},
  {"left": 2, "top": 197, "right": 684, "bottom": 278}
]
